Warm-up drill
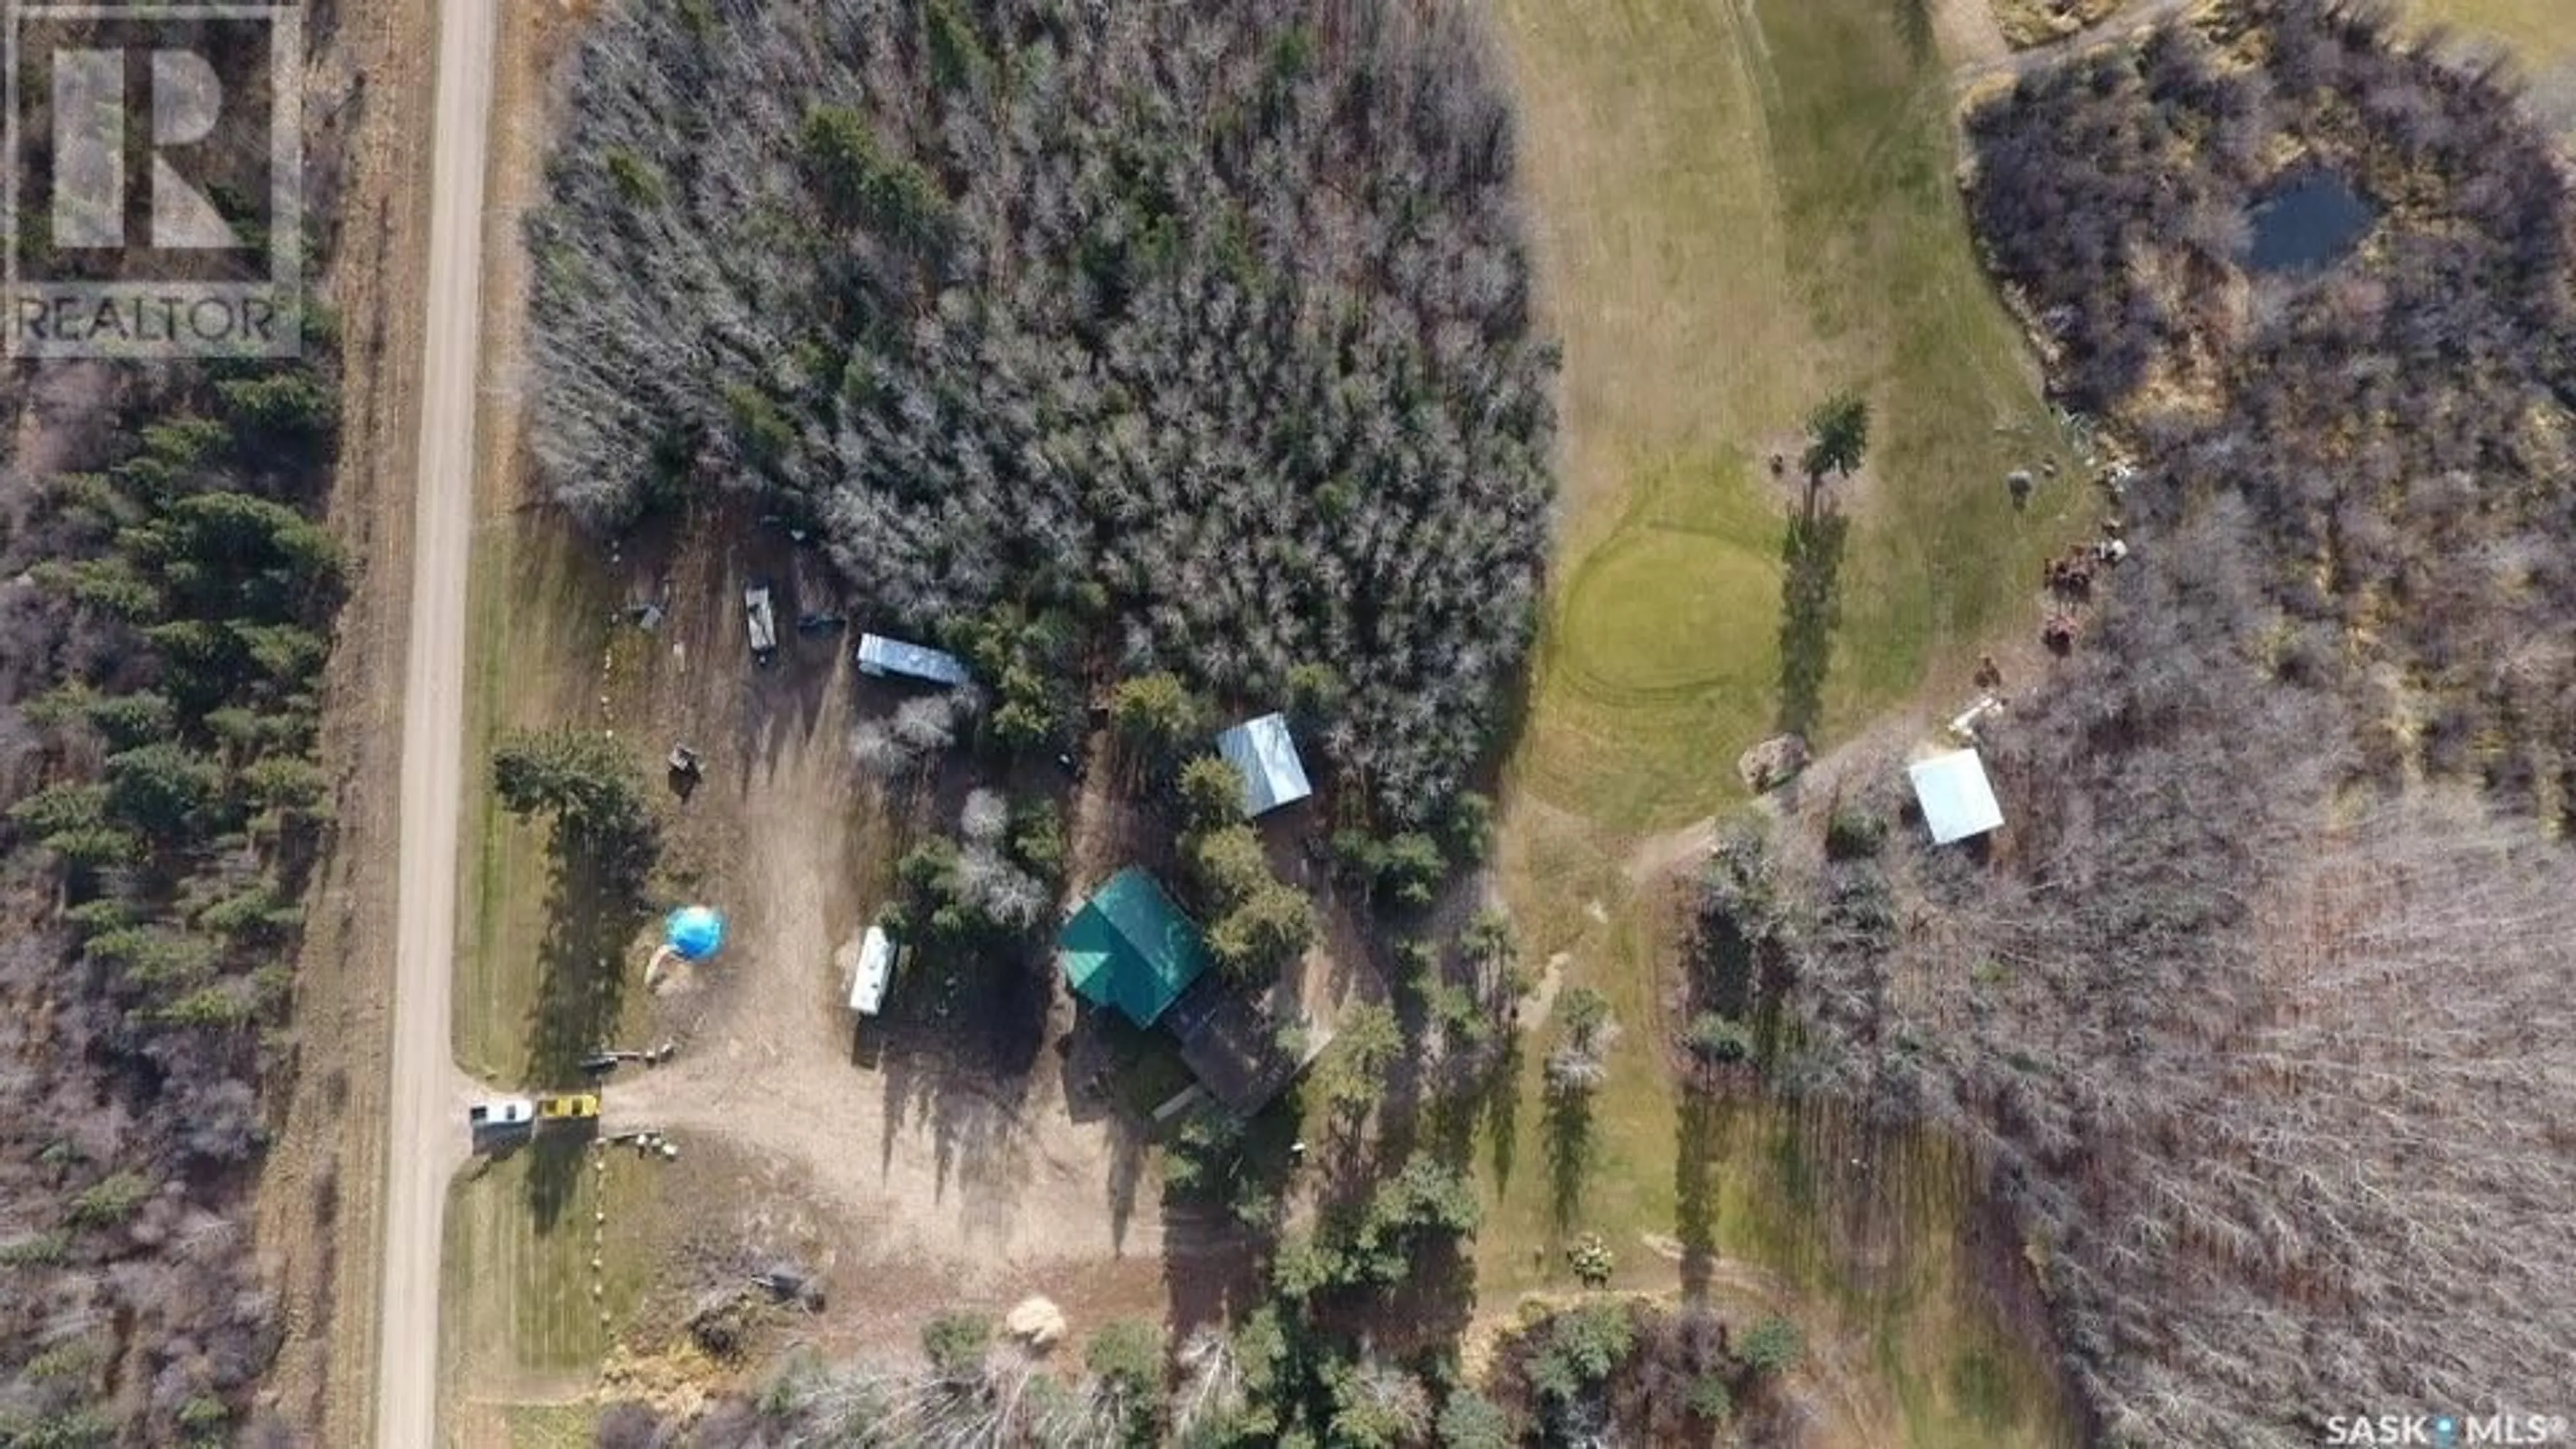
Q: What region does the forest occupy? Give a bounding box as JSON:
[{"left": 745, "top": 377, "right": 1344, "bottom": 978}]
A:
[
  {"left": 0, "top": 11, "right": 347, "bottom": 1444},
  {"left": 0, "top": 338, "right": 342, "bottom": 1446},
  {"left": 1719, "top": 2, "right": 2576, "bottom": 1444},
  {"left": 527, "top": 0, "right": 1558, "bottom": 824}
]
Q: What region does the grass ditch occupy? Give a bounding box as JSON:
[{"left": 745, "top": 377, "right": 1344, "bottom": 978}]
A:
[
  {"left": 453, "top": 515, "right": 656, "bottom": 1083},
  {"left": 443, "top": 508, "right": 678, "bottom": 1430},
  {"left": 439, "top": 1147, "right": 661, "bottom": 1399}
]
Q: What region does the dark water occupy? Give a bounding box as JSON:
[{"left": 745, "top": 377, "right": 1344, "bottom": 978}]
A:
[{"left": 2247, "top": 173, "right": 2375, "bottom": 273}]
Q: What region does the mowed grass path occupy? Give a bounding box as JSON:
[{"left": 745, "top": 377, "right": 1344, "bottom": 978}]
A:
[{"left": 1474, "top": 1, "right": 2086, "bottom": 1444}]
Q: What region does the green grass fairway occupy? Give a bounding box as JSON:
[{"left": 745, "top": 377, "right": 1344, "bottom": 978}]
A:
[
  {"left": 1479, "top": 0, "right": 2089, "bottom": 1444},
  {"left": 1500, "top": 0, "right": 2088, "bottom": 840}
]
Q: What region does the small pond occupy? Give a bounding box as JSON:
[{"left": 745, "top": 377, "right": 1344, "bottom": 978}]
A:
[{"left": 2246, "top": 172, "right": 2376, "bottom": 274}]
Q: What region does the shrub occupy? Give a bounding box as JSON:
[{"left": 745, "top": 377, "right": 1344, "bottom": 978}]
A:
[
  {"left": 1179, "top": 757, "right": 1250, "bottom": 834},
  {"left": 1684, "top": 1012, "right": 1753, "bottom": 1066},
  {"left": 1207, "top": 883, "right": 1316, "bottom": 983},
  {"left": 67, "top": 1171, "right": 152, "bottom": 1229},
  {"left": 1529, "top": 1301, "right": 1635, "bottom": 1401},
  {"left": 1737, "top": 1316, "right": 1802, "bottom": 1375},
  {"left": 1434, "top": 1390, "right": 1514, "bottom": 1449},
  {"left": 1086, "top": 1318, "right": 1165, "bottom": 1391},
  {"left": 594, "top": 1401, "right": 665, "bottom": 1449},
  {"left": 920, "top": 1311, "right": 992, "bottom": 1382},
  {"left": 1823, "top": 805, "right": 1884, "bottom": 860}
]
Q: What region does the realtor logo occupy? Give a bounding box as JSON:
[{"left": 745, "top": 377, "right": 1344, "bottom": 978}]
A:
[{"left": 4, "top": 3, "right": 301, "bottom": 357}]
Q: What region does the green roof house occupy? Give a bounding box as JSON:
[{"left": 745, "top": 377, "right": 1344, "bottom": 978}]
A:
[{"left": 1060, "top": 868, "right": 1214, "bottom": 1028}]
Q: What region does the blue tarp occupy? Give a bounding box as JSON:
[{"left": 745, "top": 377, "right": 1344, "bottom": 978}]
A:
[{"left": 665, "top": 905, "right": 726, "bottom": 961}]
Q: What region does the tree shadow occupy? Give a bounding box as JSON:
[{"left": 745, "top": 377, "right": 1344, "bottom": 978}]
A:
[
  {"left": 1888, "top": 0, "right": 1935, "bottom": 64},
  {"left": 1692, "top": 909, "right": 1759, "bottom": 1022},
  {"left": 1485, "top": 1024, "right": 1523, "bottom": 1191},
  {"left": 1158, "top": 1216, "right": 1263, "bottom": 1346},
  {"left": 1774, "top": 499, "right": 1850, "bottom": 739},
  {"left": 868, "top": 916, "right": 1054, "bottom": 1195},
  {"left": 1418, "top": 1063, "right": 1487, "bottom": 1172},
  {"left": 523, "top": 849, "right": 649, "bottom": 1231},
  {"left": 1674, "top": 1088, "right": 1719, "bottom": 1299},
  {"left": 523, "top": 1126, "right": 599, "bottom": 1234},
  {"left": 1542, "top": 1083, "right": 1595, "bottom": 1233}
]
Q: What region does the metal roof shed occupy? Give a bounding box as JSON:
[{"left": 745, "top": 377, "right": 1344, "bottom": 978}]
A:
[
  {"left": 855, "top": 633, "right": 972, "bottom": 687},
  {"left": 1059, "top": 869, "right": 1216, "bottom": 1028},
  {"left": 1907, "top": 749, "right": 2005, "bottom": 845},
  {"left": 1215, "top": 712, "right": 1314, "bottom": 817}
]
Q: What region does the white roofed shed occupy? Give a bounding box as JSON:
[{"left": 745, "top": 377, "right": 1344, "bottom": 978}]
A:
[
  {"left": 1907, "top": 748, "right": 2005, "bottom": 845},
  {"left": 855, "top": 633, "right": 972, "bottom": 687},
  {"left": 1216, "top": 712, "right": 1314, "bottom": 817}
]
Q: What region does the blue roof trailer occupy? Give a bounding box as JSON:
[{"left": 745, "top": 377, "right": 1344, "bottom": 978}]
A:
[{"left": 855, "top": 633, "right": 972, "bottom": 687}]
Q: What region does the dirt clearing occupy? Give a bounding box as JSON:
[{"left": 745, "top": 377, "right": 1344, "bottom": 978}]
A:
[{"left": 434, "top": 7, "right": 1212, "bottom": 1430}]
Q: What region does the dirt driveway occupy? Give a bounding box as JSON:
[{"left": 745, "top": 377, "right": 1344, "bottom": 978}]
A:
[{"left": 553, "top": 515, "right": 1201, "bottom": 1323}]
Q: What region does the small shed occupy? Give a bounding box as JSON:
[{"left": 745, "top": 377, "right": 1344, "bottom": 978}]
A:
[
  {"left": 845, "top": 925, "right": 900, "bottom": 1016},
  {"left": 1907, "top": 748, "right": 2004, "bottom": 845},
  {"left": 1060, "top": 869, "right": 1214, "bottom": 1028},
  {"left": 1214, "top": 712, "right": 1313, "bottom": 818},
  {"left": 855, "top": 633, "right": 972, "bottom": 687}
]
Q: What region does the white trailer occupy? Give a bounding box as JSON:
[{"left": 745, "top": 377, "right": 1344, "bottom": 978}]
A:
[
  {"left": 745, "top": 584, "right": 779, "bottom": 665},
  {"left": 847, "top": 925, "right": 900, "bottom": 1016}
]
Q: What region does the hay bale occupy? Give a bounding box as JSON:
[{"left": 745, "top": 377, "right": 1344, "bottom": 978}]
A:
[{"left": 1004, "top": 1296, "right": 1066, "bottom": 1351}]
